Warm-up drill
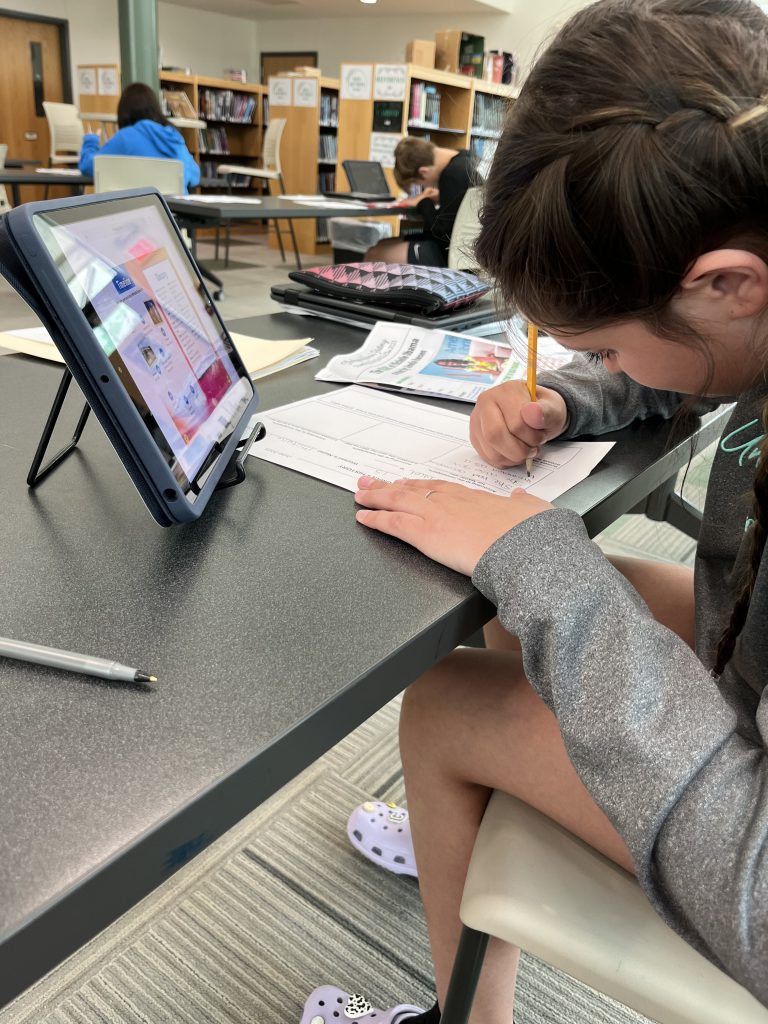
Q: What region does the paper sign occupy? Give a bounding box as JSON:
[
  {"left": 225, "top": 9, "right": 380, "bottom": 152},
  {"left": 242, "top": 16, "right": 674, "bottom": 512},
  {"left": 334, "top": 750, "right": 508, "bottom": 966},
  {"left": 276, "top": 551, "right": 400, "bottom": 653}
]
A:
[
  {"left": 374, "top": 64, "right": 407, "bottom": 101},
  {"left": 341, "top": 64, "right": 373, "bottom": 101},
  {"left": 78, "top": 67, "right": 96, "bottom": 96},
  {"left": 269, "top": 76, "right": 293, "bottom": 107},
  {"left": 369, "top": 132, "right": 401, "bottom": 169},
  {"left": 97, "top": 67, "right": 119, "bottom": 96},
  {"left": 293, "top": 77, "right": 318, "bottom": 108}
]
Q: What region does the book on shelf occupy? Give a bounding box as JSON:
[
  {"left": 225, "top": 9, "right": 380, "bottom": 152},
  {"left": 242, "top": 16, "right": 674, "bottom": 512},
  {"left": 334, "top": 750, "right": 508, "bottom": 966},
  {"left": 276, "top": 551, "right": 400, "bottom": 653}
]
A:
[
  {"left": 161, "top": 89, "right": 197, "bottom": 119},
  {"left": 225, "top": 68, "right": 247, "bottom": 83},
  {"left": 198, "top": 88, "right": 256, "bottom": 123},
  {"left": 408, "top": 82, "right": 440, "bottom": 127},
  {"left": 471, "top": 92, "right": 506, "bottom": 135},
  {"left": 198, "top": 126, "right": 232, "bottom": 155},
  {"left": 319, "top": 92, "right": 338, "bottom": 126},
  {"left": 318, "top": 134, "right": 337, "bottom": 162}
]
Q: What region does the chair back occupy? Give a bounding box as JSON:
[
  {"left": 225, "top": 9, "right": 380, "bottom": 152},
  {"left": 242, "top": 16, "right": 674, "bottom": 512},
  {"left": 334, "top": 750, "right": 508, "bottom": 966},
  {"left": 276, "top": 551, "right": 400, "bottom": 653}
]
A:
[
  {"left": 261, "top": 118, "right": 287, "bottom": 174},
  {"left": 42, "top": 102, "right": 83, "bottom": 165},
  {"left": 448, "top": 186, "right": 483, "bottom": 271},
  {"left": 93, "top": 155, "right": 185, "bottom": 195},
  {"left": 0, "top": 143, "right": 9, "bottom": 211}
]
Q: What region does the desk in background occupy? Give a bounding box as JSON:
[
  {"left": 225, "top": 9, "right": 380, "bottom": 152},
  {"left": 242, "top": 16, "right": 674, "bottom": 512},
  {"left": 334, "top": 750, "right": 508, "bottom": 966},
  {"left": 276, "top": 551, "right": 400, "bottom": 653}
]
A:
[{"left": 0, "top": 312, "right": 730, "bottom": 1009}]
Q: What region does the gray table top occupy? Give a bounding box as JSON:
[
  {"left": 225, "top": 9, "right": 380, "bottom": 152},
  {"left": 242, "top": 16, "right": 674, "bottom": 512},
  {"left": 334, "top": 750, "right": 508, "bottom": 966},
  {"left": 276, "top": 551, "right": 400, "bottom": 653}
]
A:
[
  {"left": 0, "top": 168, "right": 91, "bottom": 186},
  {"left": 0, "top": 311, "right": 730, "bottom": 1007},
  {"left": 167, "top": 195, "right": 409, "bottom": 221}
]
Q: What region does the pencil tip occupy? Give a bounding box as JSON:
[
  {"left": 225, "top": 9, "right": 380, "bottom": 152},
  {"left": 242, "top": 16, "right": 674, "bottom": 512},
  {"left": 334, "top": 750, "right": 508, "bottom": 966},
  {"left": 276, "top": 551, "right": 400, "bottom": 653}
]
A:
[{"left": 135, "top": 672, "right": 157, "bottom": 683}]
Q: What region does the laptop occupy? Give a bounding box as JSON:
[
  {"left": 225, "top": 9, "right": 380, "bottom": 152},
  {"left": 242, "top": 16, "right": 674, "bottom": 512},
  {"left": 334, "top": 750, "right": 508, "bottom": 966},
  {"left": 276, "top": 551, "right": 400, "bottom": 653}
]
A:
[
  {"left": 324, "top": 160, "right": 396, "bottom": 202},
  {"left": 271, "top": 281, "right": 501, "bottom": 334}
]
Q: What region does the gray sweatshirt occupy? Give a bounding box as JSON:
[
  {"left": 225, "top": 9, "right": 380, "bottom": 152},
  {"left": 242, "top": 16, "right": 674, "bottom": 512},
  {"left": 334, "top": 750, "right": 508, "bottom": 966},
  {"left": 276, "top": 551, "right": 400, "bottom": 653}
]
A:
[{"left": 472, "top": 357, "right": 768, "bottom": 1005}]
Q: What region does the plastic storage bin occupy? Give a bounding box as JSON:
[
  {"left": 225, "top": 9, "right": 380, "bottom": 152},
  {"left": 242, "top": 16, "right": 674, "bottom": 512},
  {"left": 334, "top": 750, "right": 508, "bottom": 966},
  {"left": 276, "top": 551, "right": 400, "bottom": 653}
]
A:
[{"left": 329, "top": 218, "right": 392, "bottom": 263}]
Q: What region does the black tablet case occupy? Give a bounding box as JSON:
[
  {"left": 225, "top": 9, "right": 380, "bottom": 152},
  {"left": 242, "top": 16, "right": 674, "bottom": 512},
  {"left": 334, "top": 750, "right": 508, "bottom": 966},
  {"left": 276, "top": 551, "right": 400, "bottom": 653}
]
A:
[{"left": 0, "top": 214, "right": 178, "bottom": 526}]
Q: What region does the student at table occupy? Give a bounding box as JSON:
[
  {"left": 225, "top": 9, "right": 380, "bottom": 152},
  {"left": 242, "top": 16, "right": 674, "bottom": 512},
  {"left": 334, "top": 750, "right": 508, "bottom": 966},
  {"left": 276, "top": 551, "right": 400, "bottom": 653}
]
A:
[
  {"left": 78, "top": 83, "right": 200, "bottom": 194},
  {"left": 300, "top": 0, "right": 768, "bottom": 1020},
  {"left": 364, "top": 137, "right": 475, "bottom": 268}
]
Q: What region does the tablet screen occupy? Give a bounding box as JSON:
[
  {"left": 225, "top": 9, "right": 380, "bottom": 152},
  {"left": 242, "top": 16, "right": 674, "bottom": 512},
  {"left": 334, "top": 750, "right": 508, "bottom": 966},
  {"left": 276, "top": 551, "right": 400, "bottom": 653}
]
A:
[{"left": 31, "top": 193, "right": 254, "bottom": 495}]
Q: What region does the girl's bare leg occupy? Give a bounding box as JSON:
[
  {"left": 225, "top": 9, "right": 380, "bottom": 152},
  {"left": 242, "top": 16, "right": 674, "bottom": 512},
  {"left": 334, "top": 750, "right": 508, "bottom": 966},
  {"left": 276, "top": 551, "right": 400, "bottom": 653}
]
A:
[{"left": 400, "top": 558, "right": 695, "bottom": 1024}]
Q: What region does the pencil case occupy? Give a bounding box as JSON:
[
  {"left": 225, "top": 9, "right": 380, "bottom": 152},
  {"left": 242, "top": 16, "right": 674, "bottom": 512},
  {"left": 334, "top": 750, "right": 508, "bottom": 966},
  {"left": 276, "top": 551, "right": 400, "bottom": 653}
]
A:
[{"left": 288, "top": 262, "right": 489, "bottom": 314}]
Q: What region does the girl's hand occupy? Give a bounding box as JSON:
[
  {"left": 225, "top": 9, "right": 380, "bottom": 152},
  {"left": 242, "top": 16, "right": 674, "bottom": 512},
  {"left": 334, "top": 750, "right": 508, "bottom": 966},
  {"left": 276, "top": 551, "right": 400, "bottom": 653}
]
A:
[
  {"left": 470, "top": 381, "right": 569, "bottom": 468},
  {"left": 354, "top": 477, "right": 554, "bottom": 575}
]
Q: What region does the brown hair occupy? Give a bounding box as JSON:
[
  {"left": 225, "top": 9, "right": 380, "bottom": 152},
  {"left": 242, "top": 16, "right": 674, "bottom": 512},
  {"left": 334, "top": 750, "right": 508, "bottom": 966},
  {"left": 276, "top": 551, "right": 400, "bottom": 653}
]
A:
[
  {"left": 117, "top": 82, "right": 170, "bottom": 130},
  {"left": 475, "top": 0, "right": 768, "bottom": 675},
  {"left": 394, "top": 136, "right": 436, "bottom": 190}
]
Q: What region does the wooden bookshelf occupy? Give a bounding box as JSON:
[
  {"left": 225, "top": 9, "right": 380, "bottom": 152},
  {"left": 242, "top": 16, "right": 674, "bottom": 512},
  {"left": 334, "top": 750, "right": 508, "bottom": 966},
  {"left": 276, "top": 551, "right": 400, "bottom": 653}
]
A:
[
  {"left": 159, "top": 72, "right": 267, "bottom": 198},
  {"left": 336, "top": 63, "right": 517, "bottom": 195},
  {"left": 267, "top": 73, "right": 340, "bottom": 256}
]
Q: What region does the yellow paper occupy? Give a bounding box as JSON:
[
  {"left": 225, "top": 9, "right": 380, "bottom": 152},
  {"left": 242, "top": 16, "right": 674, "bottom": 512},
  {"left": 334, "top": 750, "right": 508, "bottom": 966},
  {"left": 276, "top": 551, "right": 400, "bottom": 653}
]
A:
[
  {"left": 0, "top": 328, "right": 313, "bottom": 377},
  {"left": 228, "top": 332, "right": 313, "bottom": 375}
]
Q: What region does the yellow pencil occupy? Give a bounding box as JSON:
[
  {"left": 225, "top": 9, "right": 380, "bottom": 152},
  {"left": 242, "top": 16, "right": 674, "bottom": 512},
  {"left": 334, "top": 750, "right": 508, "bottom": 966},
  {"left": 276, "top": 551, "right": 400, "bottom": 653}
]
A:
[{"left": 525, "top": 322, "right": 538, "bottom": 478}]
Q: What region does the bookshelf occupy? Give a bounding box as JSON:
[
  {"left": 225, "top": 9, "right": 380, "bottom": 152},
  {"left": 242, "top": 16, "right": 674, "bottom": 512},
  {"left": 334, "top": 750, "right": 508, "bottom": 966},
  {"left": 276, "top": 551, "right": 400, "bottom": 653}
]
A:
[
  {"left": 159, "top": 72, "right": 267, "bottom": 196},
  {"left": 336, "top": 63, "right": 516, "bottom": 194},
  {"left": 470, "top": 79, "right": 517, "bottom": 179},
  {"left": 266, "top": 73, "right": 340, "bottom": 255}
]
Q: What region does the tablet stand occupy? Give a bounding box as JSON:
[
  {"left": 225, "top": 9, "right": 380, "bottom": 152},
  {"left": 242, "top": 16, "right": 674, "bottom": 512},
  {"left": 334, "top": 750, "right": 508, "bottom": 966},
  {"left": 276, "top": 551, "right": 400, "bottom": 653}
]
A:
[{"left": 27, "top": 366, "right": 265, "bottom": 490}]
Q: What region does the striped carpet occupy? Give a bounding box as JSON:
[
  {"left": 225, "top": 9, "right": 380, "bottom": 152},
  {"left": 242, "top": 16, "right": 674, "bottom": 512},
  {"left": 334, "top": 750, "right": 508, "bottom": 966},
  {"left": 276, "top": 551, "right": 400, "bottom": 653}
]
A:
[{"left": 1, "top": 454, "right": 717, "bottom": 1024}]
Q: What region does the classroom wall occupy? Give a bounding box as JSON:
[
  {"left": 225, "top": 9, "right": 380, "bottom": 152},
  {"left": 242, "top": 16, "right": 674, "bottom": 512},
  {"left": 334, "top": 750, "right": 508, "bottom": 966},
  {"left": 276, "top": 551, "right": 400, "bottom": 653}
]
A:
[
  {"left": 157, "top": 3, "right": 259, "bottom": 82},
  {"left": 3, "top": 0, "right": 259, "bottom": 95},
  {"left": 256, "top": 0, "right": 594, "bottom": 82}
]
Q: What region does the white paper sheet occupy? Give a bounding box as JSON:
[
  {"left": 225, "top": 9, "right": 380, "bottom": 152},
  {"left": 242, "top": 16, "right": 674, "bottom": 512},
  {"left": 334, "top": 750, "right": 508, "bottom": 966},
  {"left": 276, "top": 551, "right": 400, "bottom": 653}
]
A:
[
  {"left": 171, "top": 194, "right": 263, "bottom": 204},
  {"left": 249, "top": 385, "right": 614, "bottom": 501}
]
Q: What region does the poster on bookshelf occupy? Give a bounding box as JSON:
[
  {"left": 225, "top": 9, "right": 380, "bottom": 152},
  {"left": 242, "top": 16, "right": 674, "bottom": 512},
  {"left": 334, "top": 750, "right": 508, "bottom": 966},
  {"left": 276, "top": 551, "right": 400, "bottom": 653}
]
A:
[
  {"left": 269, "top": 77, "right": 293, "bottom": 106},
  {"left": 374, "top": 64, "right": 407, "bottom": 101},
  {"left": 293, "top": 77, "right": 319, "bottom": 108},
  {"left": 341, "top": 64, "right": 373, "bottom": 101},
  {"left": 369, "top": 131, "right": 401, "bottom": 168}
]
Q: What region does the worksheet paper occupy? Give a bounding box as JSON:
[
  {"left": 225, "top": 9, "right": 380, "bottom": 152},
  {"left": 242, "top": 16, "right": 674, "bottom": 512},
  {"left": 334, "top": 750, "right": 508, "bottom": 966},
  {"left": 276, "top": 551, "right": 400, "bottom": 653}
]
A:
[{"left": 249, "top": 385, "right": 614, "bottom": 501}]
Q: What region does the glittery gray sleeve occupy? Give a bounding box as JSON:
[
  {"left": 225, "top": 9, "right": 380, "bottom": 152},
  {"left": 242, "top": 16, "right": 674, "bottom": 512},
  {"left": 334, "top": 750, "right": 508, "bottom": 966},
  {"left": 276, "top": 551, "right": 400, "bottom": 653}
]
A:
[
  {"left": 472, "top": 508, "right": 768, "bottom": 1005},
  {"left": 538, "top": 355, "right": 699, "bottom": 438}
]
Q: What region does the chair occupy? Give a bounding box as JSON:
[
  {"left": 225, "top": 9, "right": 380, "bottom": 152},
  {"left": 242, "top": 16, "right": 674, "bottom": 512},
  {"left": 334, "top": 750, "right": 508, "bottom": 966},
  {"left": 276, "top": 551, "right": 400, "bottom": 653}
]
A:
[
  {"left": 440, "top": 790, "right": 768, "bottom": 1024},
  {"left": 447, "top": 186, "right": 482, "bottom": 272},
  {"left": 93, "top": 154, "right": 185, "bottom": 194},
  {"left": 0, "top": 144, "right": 11, "bottom": 213},
  {"left": 217, "top": 118, "right": 302, "bottom": 269},
  {"left": 93, "top": 155, "right": 225, "bottom": 301},
  {"left": 42, "top": 101, "right": 84, "bottom": 166}
]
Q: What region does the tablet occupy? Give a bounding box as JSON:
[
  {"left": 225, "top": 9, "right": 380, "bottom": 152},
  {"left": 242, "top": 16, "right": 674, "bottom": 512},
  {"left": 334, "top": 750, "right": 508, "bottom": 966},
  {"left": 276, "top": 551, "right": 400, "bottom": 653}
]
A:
[{"left": 0, "top": 189, "right": 259, "bottom": 525}]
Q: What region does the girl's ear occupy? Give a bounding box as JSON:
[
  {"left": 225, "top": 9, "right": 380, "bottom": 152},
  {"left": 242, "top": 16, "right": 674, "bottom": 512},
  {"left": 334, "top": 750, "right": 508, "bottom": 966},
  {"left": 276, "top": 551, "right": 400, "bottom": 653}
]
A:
[{"left": 679, "top": 249, "right": 768, "bottom": 318}]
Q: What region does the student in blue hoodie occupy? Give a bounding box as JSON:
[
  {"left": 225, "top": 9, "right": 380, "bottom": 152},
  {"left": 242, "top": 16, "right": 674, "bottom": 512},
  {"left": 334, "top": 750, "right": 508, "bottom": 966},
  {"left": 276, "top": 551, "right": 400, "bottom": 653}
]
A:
[{"left": 79, "top": 82, "right": 200, "bottom": 193}]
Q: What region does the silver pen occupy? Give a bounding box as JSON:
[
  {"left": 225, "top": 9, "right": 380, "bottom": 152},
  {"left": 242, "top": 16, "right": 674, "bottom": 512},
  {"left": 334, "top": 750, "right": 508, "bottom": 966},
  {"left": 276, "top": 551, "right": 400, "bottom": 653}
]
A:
[{"left": 0, "top": 636, "right": 157, "bottom": 684}]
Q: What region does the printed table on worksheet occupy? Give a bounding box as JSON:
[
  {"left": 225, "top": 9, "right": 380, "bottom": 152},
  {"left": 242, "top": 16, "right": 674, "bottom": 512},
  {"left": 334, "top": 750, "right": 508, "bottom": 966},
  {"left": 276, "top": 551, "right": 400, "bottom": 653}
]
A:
[{"left": 249, "top": 386, "right": 613, "bottom": 502}]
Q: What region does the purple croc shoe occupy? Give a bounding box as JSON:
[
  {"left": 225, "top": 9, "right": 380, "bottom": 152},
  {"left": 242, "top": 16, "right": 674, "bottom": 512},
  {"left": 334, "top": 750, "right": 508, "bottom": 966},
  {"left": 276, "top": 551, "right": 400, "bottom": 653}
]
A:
[
  {"left": 347, "top": 801, "right": 417, "bottom": 878},
  {"left": 300, "top": 985, "right": 424, "bottom": 1024}
]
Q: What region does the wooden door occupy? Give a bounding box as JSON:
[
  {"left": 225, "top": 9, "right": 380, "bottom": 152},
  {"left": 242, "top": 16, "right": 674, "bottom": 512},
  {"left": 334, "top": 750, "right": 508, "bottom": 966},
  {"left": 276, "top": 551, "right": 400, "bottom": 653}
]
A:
[{"left": 0, "top": 13, "right": 70, "bottom": 201}]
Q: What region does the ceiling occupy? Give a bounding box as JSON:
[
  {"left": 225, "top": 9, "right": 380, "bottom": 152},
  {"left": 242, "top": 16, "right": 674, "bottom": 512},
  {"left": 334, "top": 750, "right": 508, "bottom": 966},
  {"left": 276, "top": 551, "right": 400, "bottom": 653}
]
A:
[{"left": 163, "top": 0, "right": 514, "bottom": 20}]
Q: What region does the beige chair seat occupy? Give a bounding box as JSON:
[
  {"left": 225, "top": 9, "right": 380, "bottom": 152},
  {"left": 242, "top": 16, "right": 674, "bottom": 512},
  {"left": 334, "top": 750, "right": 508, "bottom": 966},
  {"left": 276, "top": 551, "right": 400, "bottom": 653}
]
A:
[{"left": 443, "top": 790, "right": 768, "bottom": 1024}]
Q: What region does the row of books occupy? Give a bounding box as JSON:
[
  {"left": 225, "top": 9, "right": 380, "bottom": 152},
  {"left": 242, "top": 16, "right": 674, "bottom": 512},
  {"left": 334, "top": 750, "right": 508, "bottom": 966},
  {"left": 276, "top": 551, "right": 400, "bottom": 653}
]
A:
[
  {"left": 200, "top": 159, "right": 251, "bottom": 186},
  {"left": 161, "top": 89, "right": 197, "bottom": 119},
  {"left": 317, "top": 168, "right": 335, "bottom": 242},
  {"left": 318, "top": 133, "right": 337, "bottom": 162},
  {"left": 471, "top": 93, "right": 506, "bottom": 136},
  {"left": 408, "top": 82, "right": 440, "bottom": 127},
  {"left": 198, "top": 88, "right": 256, "bottom": 124},
  {"left": 198, "top": 127, "right": 234, "bottom": 155},
  {"left": 471, "top": 136, "right": 498, "bottom": 179},
  {"left": 320, "top": 92, "right": 339, "bottom": 126}
]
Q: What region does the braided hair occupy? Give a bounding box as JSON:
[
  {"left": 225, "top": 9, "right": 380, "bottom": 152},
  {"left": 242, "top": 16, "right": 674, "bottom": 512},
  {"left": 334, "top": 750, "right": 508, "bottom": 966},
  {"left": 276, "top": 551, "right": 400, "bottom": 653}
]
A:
[{"left": 475, "top": 0, "right": 768, "bottom": 674}]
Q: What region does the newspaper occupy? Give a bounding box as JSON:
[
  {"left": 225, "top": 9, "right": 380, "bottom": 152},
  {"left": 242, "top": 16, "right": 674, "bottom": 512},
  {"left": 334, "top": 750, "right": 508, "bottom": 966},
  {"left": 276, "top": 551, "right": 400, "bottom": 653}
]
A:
[{"left": 315, "top": 321, "right": 573, "bottom": 403}]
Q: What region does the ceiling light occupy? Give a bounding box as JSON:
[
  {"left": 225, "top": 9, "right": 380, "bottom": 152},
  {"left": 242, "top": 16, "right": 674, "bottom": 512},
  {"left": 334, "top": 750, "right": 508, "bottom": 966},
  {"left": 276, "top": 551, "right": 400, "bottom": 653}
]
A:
[{"left": 360, "top": 0, "right": 378, "bottom": 5}]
